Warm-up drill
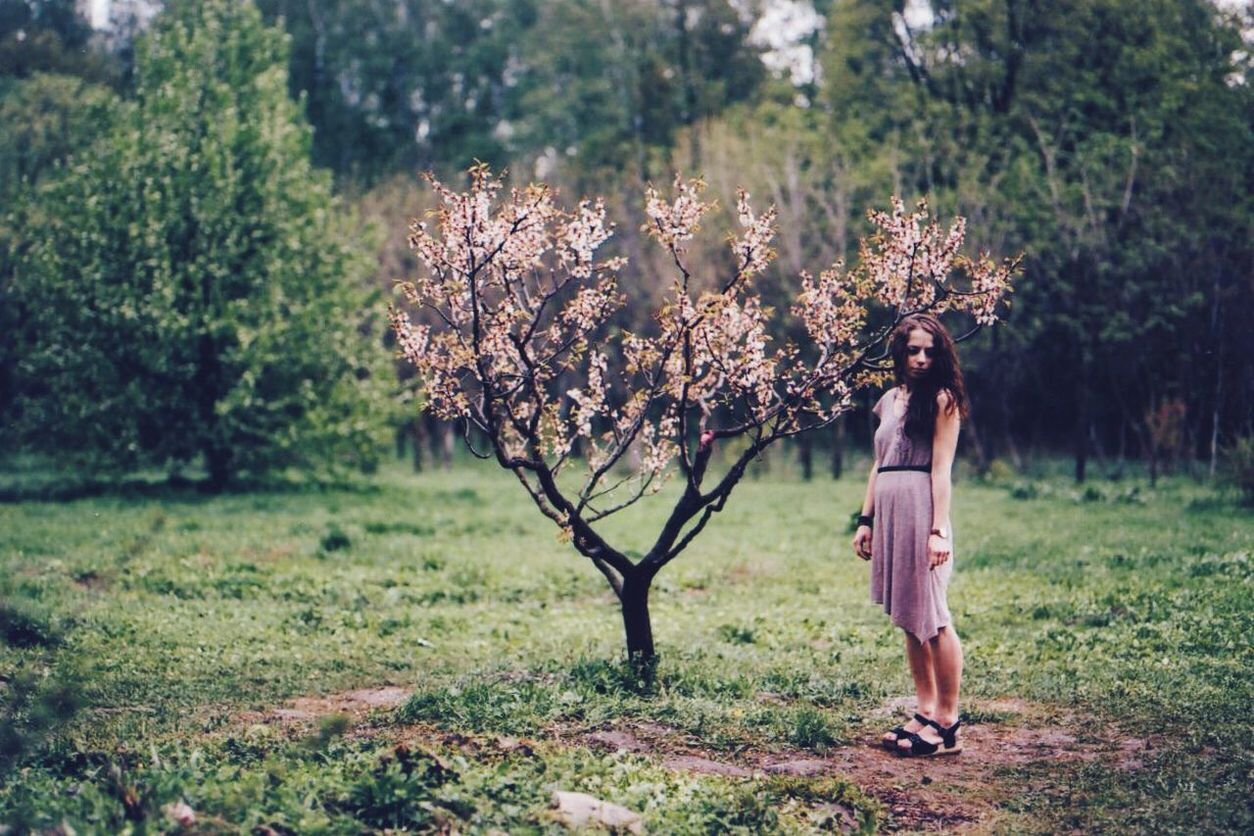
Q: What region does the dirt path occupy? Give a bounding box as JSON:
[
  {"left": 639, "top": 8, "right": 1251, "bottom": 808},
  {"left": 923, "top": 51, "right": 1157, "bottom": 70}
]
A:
[
  {"left": 575, "top": 697, "right": 1153, "bottom": 831},
  {"left": 228, "top": 689, "right": 1151, "bottom": 832}
]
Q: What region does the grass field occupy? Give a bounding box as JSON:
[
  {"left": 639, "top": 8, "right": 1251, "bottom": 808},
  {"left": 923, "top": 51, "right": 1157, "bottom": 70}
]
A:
[{"left": 1, "top": 455, "right": 1250, "bottom": 833}]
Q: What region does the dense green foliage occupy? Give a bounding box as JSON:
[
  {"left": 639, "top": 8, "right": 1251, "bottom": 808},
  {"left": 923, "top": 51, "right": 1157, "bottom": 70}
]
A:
[
  {"left": 0, "top": 459, "right": 1249, "bottom": 830},
  {"left": 804, "top": 0, "right": 1252, "bottom": 476},
  {"left": 7, "top": 0, "right": 394, "bottom": 487},
  {"left": 268, "top": 0, "right": 1251, "bottom": 477},
  {"left": 0, "top": 73, "right": 118, "bottom": 418},
  {"left": 0, "top": 0, "right": 114, "bottom": 81},
  {"left": 253, "top": 0, "right": 765, "bottom": 183},
  {"left": 1, "top": 0, "right": 1250, "bottom": 481}
]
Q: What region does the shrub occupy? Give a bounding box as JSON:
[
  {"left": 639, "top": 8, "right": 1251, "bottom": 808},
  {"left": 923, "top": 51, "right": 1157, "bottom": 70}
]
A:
[
  {"left": 787, "top": 705, "right": 840, "bottom": 752},
  {"left": 0, "top": 598, "right": 63, "bottom": 648},
  {"left": 320, "top": 524, "right": 353, "bottom": 553},
  {"left": 0, "top": 669, "right": 85, "bottom": 772},
  {"left": 1225, "top": 436, "right": 1254, "bottom": 504}
]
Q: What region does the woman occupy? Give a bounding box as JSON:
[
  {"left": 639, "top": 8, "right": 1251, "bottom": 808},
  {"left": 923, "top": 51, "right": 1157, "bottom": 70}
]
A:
[{"left": 852, "top": 313, "right": 968, "bottom": 757}]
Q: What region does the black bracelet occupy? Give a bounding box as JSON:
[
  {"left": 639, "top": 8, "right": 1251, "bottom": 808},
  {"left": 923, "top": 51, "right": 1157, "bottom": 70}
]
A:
[{"left": 857, "top": 514, "right": 874, "bottom": 528}]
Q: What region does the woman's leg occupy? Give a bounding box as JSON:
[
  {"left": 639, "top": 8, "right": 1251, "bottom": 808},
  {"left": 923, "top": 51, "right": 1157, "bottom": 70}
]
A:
[
  {"left": 931, "top": 625, "right": 963, "bottom": 726},
  {"left": 883, "top": 630, "right": 937, "bottom": 744},
  {"left": 905, "top": 630, "right": 939, "bottom": 715},
  {"left": 898, "top": 625, "right": 963, "bottom": 748}
]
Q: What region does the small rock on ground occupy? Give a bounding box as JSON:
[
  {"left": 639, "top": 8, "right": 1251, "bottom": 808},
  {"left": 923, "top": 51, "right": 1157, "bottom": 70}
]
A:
[
  {"left": 551, "top": 790, "right": 643, "bottom": 834},
  {"left": 763, "top": 758, "right": 830, "bottom": 776}
]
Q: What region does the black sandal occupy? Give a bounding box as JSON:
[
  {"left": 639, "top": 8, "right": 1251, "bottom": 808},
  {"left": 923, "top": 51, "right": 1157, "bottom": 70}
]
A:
[
  {"left": 882, "top": 712, "right": 932, "bottom": 750},
  {"left": 896, "top": 717, "right": 962, "bottom": 757}
]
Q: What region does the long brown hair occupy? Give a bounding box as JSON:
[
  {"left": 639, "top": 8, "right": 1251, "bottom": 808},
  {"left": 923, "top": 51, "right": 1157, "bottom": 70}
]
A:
[{"left": 890, "top": 314, "right": 969, "bottom": 441}]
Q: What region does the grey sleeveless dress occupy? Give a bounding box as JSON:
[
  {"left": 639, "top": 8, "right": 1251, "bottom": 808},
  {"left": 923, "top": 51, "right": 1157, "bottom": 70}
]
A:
[{"left": 870, "top": 388, "right": 953, "bottom": 642}]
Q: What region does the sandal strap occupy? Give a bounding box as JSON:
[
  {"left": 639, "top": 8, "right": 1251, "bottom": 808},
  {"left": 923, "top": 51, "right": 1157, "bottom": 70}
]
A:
[
  {"left": 922, "top": 717, "right": 962, "bottom": 747},
  {"left": 912, "top": 712, "right": 930, "bottom": 725},
  {"left": 899, "top": 730, "right": 940, "bottom": 756}
]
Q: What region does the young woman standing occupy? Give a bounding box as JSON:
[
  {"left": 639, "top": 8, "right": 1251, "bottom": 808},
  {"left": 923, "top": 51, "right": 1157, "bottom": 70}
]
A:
[{"left": 852, "top": 313, "right": 969, "bottom": 756}]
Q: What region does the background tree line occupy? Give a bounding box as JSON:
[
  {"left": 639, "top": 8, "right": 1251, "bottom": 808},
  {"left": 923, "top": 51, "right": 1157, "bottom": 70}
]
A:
[{"left": 1, "top": 0, "right": 1250, "bottom": 487}]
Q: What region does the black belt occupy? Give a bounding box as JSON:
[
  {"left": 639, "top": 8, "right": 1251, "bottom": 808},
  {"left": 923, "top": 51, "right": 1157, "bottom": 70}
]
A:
[{"left": 877, "top": 464, "right": 930, "bottom": 473}]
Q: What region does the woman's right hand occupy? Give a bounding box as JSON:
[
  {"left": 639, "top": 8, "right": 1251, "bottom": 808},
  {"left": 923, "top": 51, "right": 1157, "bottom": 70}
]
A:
[{"left": 852, "top": 525, "right": 872, "bottom": 561}]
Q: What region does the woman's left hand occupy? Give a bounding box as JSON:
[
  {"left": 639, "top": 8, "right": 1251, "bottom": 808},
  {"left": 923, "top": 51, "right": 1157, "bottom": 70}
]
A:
[{"left": 927, "top": 534, "right": 951, "bottom": 569}]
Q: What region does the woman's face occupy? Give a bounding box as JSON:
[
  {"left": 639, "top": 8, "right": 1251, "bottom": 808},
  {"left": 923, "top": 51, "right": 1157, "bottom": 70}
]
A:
[{"left": 905, "top": 327, "right": 936, "bottom": 382}]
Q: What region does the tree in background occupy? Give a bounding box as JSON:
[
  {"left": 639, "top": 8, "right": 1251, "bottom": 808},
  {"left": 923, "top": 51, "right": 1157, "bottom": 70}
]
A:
[
  {"left": 253, "top": 0, "right": 540, "bottom": 183},
  {"left": 0, "top": 1, "right": 121, "bottom": 434},
  {"left": 0, "top": 0, "right": 116, "bottom": 81},
  {"left": 10, "top": 0, "right": 394, "bottom": 488},
  {"left": 253, "top": 0, "right": 766, "bottom": 185},
  {"left": 0, "top": 73, "right": 117, "bottom": 432},
  {"left": 390, "top": 166, "right": 1016, "bottom": 661},
  {"left": 9, "top": 0, "right": 1244, "bottom": 481},
  {"left": 515, "top": 0, "right": 765, "bottom": 182},
  {"left": 809, "top": 0, "right": 1252, "bottom": 479}
]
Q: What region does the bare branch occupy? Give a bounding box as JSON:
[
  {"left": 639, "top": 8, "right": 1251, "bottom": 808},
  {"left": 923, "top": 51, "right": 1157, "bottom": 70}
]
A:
[
  {"left": 586, "top": 474, "right": 657, "bottom": 522},
  {"left": 512, "top": 467, "right": 565, "bottom": 524},
  {"left": 591, "top": 556, "right": 624, "bottom": 598},
  {"left": 461, "top": 418, "right": 493, "bottom": 459}
]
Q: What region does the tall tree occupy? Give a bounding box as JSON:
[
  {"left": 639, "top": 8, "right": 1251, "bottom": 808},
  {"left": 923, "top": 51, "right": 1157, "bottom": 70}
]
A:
[
  {"left": 0, "top": 73, "right": 116, "bottom": 429},
  {"left": 10, "top": 0, "right": 394, "bottom": 487}
]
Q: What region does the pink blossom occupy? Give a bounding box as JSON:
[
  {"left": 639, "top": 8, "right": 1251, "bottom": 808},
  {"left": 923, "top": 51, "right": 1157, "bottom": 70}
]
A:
[
  {"left": 390, "top": 166, "right": 1017, "bottom": 525},
  {"left": 644, "top": 175, "right": 714, "bottom": 250},
  {"left": 729, "top": 189, "right": 778, "bottom": 279}
]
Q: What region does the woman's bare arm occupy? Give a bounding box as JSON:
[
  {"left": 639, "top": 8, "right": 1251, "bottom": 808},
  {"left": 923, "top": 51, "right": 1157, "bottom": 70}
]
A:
[
  {"left": 928, "top": 390, "right": 960, "bottom": 567},
  {"left": 861, "top": 456, "right": 879, "bottom": 518},
  {"left": 852, "top": 456, "right": 879, "bottom": 559}
]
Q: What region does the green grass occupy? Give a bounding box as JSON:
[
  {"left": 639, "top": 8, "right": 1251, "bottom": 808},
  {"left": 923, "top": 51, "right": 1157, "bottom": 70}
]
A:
[{"left": 0, "top": 457, "right": 1250, "bottom": 832}]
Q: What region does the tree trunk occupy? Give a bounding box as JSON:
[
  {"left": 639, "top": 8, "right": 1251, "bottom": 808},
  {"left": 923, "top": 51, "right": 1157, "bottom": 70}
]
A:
[
  {"left": 205, "top": 444, "right": 232, "bottom": 492},
  {"left": 1209, "top": 272, "right": 1224, "bottom": 480},
  {"left": 197, "top": 331, "right": 230, "bottom": 491},
  {"left": 798, "top": 434, "right": 813, "bottom": 481},
  {"left": 1148, "top": 440, "right": 1158, "bottom": 487},
  {"left": 830, "top": 417, "right": 844, "bottom": 480},
  {"left": 1089, "top": 420, "right": 1108, "bottom": 473},
  {"left": 440, "top": 419, "right": 455, "bottom": 468},
  {"left": 1074, "top": 372, "right": 1089, "bottom": 484},
  {"left": 964, "top": 409, "right": 989, "bottom": 476},
  {"left": 619, "top": 574, "right": 655, "bottom": 662},
  {"left": 675, "top": 0, "right": 700, "bottom": 172},
  {"left": 410, "top": 419, "right": 424, "bottom": 472}
]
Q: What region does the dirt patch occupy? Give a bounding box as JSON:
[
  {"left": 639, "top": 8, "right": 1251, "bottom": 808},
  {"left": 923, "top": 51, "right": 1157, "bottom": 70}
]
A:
[
  {"left": 567, "top": 696, "right": 1153, "bottom": 831},
  {"left": 240, "top": 543, "right": 299, "bottom": 563},
  {"left": 234, "top": 686, "right": 414, "bottom": 730},
  {"left": 73, "top": 570, "right": 111, "bottom": 591},
  {"left": 224, "top": 689, "right": 1148, "bottom": 832},
  {"left": 662, "top": 755, "right": 754, "bottom": 777},
  {"left": 585, "top": 730, "right": 650, "bottom": 752}
]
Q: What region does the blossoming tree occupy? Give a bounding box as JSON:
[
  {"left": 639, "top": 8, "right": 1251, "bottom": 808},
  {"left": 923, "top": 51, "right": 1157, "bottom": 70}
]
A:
[{"left": 390, "top": 164, "right": 1017, "bottom": 663}]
